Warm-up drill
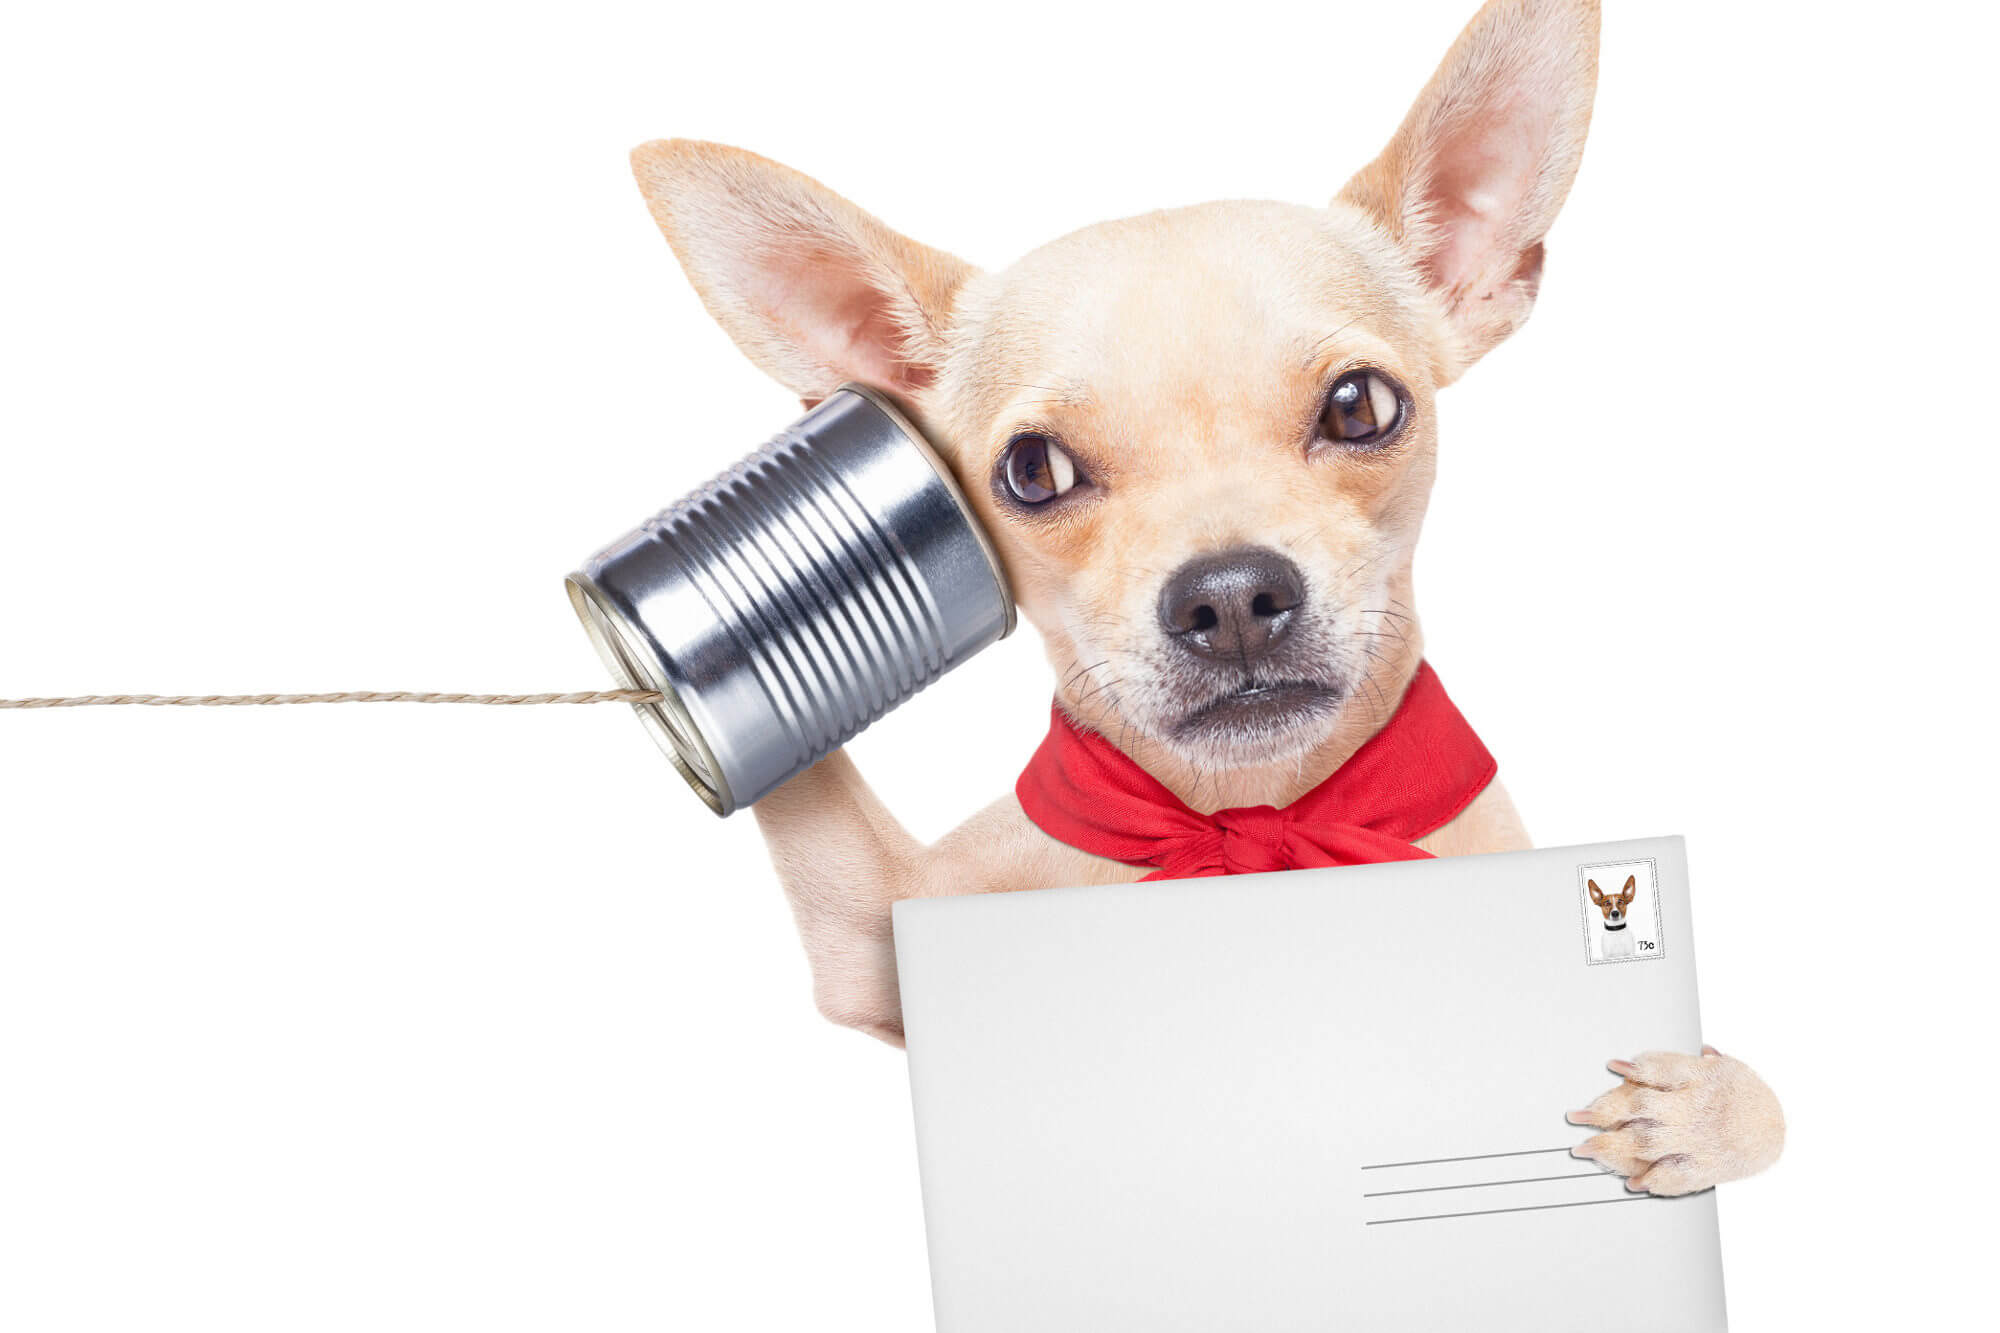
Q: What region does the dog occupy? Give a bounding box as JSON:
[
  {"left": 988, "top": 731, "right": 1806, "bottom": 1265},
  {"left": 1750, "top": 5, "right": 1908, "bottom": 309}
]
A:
[
  {"left": 1588, "top": 876, "right": 1637, "bottom": 960},
  {"left": 628, "top": 0, "right": 1781, "bottom": 1196}
]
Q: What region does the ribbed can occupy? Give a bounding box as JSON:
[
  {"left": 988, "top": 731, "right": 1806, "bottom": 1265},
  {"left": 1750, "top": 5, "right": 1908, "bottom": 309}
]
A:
[{"left": 567, "top": 385, "right": 1015, "bottom": 815}]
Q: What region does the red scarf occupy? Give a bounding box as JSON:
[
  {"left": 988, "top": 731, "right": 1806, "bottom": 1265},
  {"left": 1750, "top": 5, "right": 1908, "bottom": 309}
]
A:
[{"left": 1015, "top": 663, "right": 1495, "bottom": 880}]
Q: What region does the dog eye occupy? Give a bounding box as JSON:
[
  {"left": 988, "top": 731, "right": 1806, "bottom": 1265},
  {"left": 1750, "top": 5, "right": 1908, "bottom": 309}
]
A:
[
  {"left": 1000, "top": 434, "right": 1080, "bottom": 505},
  {"left": 1318, "top": 371, "right": 1405, "bottom": 447}
]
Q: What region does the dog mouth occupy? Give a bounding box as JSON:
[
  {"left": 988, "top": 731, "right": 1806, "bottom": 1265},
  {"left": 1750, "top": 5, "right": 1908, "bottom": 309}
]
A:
[{"left": 1170, "top": 679, "right": 1343, "bottom": 740}]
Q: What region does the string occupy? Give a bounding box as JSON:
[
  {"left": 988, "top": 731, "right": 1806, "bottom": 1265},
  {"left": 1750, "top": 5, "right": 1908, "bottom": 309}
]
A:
[{"left": 0, "top": 689, "right": 663, "bottom": 710}]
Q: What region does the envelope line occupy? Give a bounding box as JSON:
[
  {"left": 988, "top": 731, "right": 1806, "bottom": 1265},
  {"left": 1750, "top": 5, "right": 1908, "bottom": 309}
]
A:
[
  {"left": 1361, "top": 1146, "right": 1577, "bottom": 1170},
  {"left": 1365, "top": 1196, "right": 1659, "bottom": 1225},
  {"left": 1362, "top": 1171, "right": 1611, "bottom": 1198}
]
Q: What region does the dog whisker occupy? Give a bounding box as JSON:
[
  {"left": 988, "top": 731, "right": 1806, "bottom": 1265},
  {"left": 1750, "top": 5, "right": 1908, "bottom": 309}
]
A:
[
  {"left": 1287, "top": 523, "right": 1330, "bottom": 551},
  {"left": 1302, "top": 316, "right": 1365, "bottom": 366},
  {"left": 1063, "top": 659, "right": 1111, "bottom": 690},
  {"left": 1363, "top": 675, "right": 1390, "bottom": 727},
  {"left": 1367, "top": 614, "right": 1413, "bottom": 646},
  {"left": 1076, "top": 676, "right": 1126, "bottom": 707}
]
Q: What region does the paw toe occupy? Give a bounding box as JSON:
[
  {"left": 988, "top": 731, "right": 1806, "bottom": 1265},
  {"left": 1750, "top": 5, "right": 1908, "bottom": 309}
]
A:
[
  {"left": 1625, "top": 1050, "right": 1704, "bottom": 1089},
  {"left": 1631, "top": 1155, "right": 1707, "bottom": 1197},
  {"left": 1573, "top": 1129, "right": 1648, "bottom": 1178}
]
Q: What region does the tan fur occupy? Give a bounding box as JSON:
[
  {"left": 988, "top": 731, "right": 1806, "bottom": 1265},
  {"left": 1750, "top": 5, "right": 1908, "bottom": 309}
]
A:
[
  {"left": 1587, "top": 874, "right": 1638, "bottom": 919},
  {"left": 635, "top": 0, "right": 1777, "bottom": 1194},
  {"left": 1568, "top": 1047, "right": 1786, "bottom": 1195}
]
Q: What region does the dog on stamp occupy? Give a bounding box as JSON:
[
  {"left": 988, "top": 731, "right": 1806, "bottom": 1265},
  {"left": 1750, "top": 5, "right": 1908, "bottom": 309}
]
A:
[
  {"left": 629, "top": 0, "right": 1780, "bottom": 1195},
  {"left": 1588, "top": 876, "right": 1637, "bottom": 960}
]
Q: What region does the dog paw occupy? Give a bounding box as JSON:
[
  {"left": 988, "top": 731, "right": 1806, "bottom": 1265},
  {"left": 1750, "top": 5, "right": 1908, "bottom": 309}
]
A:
[
  {"left": 812, "top": 977, "right": 905, "bottom": 1048},
  {"left": 800, "top": 920, "right": 908, "bottom": 1047},
  {"left": 1565, "top": 1046, "right": 1784, "bottom": 1196}
]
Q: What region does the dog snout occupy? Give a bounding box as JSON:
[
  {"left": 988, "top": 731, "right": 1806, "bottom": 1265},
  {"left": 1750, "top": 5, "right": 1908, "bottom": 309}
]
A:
[{"left": 1157, "top": 547, "right": 1305, "bottom": 664}]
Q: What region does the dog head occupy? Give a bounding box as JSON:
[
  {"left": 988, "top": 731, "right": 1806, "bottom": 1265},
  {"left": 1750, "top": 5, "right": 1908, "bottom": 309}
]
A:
[
  {"left": 1587, "top": 876, "right": 1636, "bottom": 929},
  {"left": 632, "top": 0, "right": 1599, "bottom": 798}
]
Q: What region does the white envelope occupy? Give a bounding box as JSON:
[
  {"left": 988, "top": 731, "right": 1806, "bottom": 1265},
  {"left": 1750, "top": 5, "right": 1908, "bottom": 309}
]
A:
[{"left": 894, "top": 836, "right": 1727, "bottom": 1332}]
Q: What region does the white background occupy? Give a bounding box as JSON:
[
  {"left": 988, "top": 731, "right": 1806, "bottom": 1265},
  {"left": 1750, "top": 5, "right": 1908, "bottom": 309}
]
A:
[{"left": 0, "top": 2, "right": 1990, "bottom": 1328}]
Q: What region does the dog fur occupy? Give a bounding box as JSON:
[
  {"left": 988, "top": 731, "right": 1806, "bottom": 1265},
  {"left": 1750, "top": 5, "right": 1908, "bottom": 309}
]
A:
[
  {"left": 1588, "top": 875, "right": 1638, "bottom": 959},
  {"left": 629, "top": 0, "right": 1781, "bottom": 1196}
]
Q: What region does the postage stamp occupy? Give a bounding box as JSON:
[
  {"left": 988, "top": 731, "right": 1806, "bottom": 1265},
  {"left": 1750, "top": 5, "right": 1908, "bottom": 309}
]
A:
[{"left": 1576, "top": 856, "right": 1665, "bottom": 965}]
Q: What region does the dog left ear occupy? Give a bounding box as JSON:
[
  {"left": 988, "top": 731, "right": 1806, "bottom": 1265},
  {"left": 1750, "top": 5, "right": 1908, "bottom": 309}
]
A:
[
  {"left": 629, "top": 139, "right": 976, "bottom": 403},
  {"left": 1337, "top": 0, "right": 1600, "bottom": 381}
]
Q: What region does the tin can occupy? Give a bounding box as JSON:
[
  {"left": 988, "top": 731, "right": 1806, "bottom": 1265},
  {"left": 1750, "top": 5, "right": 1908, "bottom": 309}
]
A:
[{"left": 567, "top": 385, "right": 1015, "bottom": 816}]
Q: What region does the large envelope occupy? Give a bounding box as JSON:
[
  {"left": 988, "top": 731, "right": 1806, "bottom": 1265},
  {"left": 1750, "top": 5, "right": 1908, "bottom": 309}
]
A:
[{"left": 894, "top": 836, "right": 1727, "bottom": 1332}]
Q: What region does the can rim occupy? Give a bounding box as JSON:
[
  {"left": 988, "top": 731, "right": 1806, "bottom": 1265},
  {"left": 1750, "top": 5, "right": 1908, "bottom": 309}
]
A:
[
  {"left": 835, "top": 382, "right": 1017, "bottom": 640},
  {"left": 566, "top": 571, "right": 734, "bottom": 816}
]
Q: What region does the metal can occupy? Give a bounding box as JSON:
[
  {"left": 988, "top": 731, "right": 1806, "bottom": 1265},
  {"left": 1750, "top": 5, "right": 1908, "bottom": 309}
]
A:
[{"left": 567, "top": 385, "right": 1015, "bottom": 816}]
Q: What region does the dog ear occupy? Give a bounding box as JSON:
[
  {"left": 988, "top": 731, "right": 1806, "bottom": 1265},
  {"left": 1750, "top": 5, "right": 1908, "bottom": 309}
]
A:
[
  {"left": 1587, "top": 880, "right": 1604, "bottom": 905},
  {"left": 1619, "top": 874, "right": 1636, "bottom": 906},
  {"left": 1336, "top": 0, "right": 1600, "bottom": 379},
  {"left": 630, "top": 139, "right": 976, "bottom": 402}
]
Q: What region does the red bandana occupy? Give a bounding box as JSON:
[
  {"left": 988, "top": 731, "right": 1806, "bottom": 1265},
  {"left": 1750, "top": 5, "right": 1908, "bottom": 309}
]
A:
[{"left": 1014, "top": 662, "right": 1496, "bottom": 880}]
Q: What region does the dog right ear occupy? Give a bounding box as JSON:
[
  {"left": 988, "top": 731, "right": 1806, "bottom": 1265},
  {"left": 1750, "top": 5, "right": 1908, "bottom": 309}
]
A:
[
  {"left": 1336, "top": 0, "right": 1600, "bottom": 381},
  {"left": 629, "top": 140, "right": 976, "bottom": 403},
  {"left": 1586, "top": 880, "right": 1604, "bottom": 905}
]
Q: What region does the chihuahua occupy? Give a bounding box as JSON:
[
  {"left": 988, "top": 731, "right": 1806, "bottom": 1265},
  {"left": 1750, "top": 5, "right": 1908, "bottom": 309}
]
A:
[
  {"left": 1589, "top": 876, "right": 1638, "bottom": 960},
  {"left": 629, "top": 0, "right": 1781, "bottom": 1196}
]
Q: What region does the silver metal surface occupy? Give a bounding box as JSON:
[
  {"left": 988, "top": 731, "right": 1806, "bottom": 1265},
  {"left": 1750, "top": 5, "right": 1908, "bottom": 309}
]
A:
[{"left": 568, "top": 385, "right": 1014, "bottom": 815}]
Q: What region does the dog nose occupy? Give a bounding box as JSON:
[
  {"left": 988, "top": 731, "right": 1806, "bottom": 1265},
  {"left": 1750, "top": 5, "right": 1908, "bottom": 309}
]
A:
[{"left": 1158, "top": 547, "right": 1306, "bottom": 663}]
